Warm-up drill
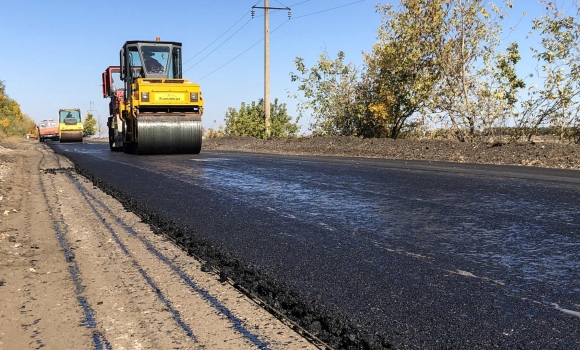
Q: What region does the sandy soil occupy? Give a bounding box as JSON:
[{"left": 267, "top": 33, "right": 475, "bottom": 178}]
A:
[{"left": 0, "top": 140, "right": 317, "bottom": 350}]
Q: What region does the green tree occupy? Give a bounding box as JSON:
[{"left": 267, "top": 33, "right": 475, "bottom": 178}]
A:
[
  {"left": 224, "top": 98, "right": 298, "bottom": 138},
  {"left": 290, "top": 0, "right": 523, "bottom": 140},
  {"left": 516, "top": 0, "right": 580, "bottom": 142},
  {"left": 83, "top": 113, "right": 97, "bottom": 137},
  {"left": 290, "top": 51, "right": 364, "bottom": 136},
  {"left": 431, "top": 0, "right": 523, "bottom": 141},
  {"left": 360, "top": 1, "right": 446, "bottom": 139},
  {"left": 0, "top": 80, "right": 37, "bottom": 139}
]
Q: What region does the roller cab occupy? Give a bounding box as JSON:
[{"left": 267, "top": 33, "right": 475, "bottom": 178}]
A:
[{"left": 113, "top": 40, "right": 204, "bottom": 154}]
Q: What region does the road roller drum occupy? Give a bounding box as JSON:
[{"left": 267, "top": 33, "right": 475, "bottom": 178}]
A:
[
  {"left": 136, "top": 115, "right": 202, "bottom": 154},
  {"left": 60, "top": 130, "right": 83, "bottom": 142}
]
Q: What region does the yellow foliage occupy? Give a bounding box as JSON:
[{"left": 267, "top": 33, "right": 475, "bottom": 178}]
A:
[
  {"left": 480, "top": 8, "right": 489, "bottom": 19},
  {"left": 0, "top": 80, "right": 37, "bottom": 137},
  {"left": 0, "top": 119, "right": 10, "bottom": 129},
  {"left": 12, "top": 104, "right": 22, "bottom": 117},
  {"left": 369, "top": 103, "right": 389, "bottom": 120}
]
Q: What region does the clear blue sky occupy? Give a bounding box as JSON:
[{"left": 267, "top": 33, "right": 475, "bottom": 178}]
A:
[{"left": 0, "top": 0, "right": 556, "bottom": 134}]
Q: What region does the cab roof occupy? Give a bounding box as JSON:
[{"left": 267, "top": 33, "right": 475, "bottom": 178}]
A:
[{"left": 124, "top": 40, "right": 182, "bottom": 46}]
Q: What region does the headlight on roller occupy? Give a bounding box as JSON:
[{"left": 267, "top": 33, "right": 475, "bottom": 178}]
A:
[
  {"left": 190, "top": 92, "right": 198, "bottom": 102},
  {"left": 141, "top": 92, "right": 150, "bottom": 102}
]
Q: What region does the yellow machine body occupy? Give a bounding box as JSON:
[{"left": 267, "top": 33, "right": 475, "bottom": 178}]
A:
[
  {"left": 128, "top": 77, "right": 203, "bottom": 154},
  {"left": 106, "top": 40, "right": 204, "bottom": 154}
]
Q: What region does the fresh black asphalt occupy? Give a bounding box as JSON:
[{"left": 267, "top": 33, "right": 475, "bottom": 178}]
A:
[{"left": 50, "top": 142, "right": 580, "bottom": 349}]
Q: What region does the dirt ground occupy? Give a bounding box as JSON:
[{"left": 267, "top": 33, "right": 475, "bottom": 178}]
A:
[
  {"left": 203, "top": 136, "right": 580, "bottom": 170},
  {"left": 0, "top": 140, "right": 317, "bottom": 350},
  {"left": 0, "top": 136, "right": 578, "bottom": 350}
]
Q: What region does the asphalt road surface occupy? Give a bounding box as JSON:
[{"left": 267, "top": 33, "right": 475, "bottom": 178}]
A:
[{"left": 50, "top": 141, "right": 580, "bottom": 349}]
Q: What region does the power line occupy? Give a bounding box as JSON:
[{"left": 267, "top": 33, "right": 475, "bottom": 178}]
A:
[
  {"left": 184, "top": 1, "right": 309, "bottom": 74},
  {"left": 183, "top": 0, "right": 311, "bottom": 73},
  {"left": 252, "top": 0, "right": 364, "bottom": 20},
  {"left": 195, "top": 20, "right": 291, "bottom": 81},
  {"left": 288, "top": 0, "right": 310, "bottom": 7},
  {"left": 293, "top": 0, "right": 365, "bottom": 19},
  {"left": 184, "top": 17, "right": 254, "bottom": 73},
  {"left": 191, "top": 0, "right": 365, "bottom": 81},
  {"left": 184, "top": 11, "right": 251, "bottom": 65},
  {"left": 253, "top": 0, "right": 310, "bottom": 17}
]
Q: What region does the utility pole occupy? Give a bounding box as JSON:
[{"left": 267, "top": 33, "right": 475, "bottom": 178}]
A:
[
  {"left": 252, "top": 2, "right": 290, "bottom": 138},
  {"left": 88, "top": 101, "right": 96, "bottom": 118}
]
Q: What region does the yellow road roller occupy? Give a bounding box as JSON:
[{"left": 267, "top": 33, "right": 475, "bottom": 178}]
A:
[
  {"left": 108, "top": 39, "right": 204, "bottom": 154},
  {"left": 59, "top": 108, "right": 83, "bottom": 142}
]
